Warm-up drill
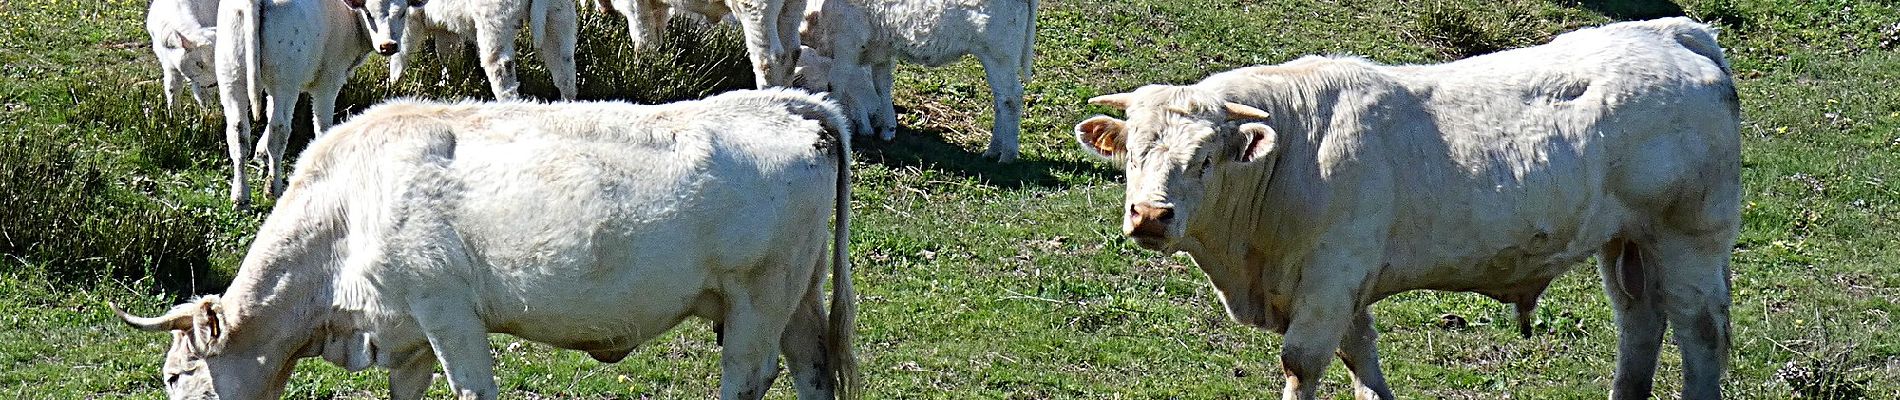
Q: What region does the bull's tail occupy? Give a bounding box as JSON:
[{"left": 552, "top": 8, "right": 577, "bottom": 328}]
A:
[
  {"left": 243, "top": 0, "right": 262, "bottom": 122},
  {"left": 823, "top": 96, "right": 859, "bottom": 400},
  {"left": 1018, "top": 0, "right": 1037, "bottom": 83}
]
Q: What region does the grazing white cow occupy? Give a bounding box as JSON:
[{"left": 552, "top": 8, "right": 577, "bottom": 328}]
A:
[
  {"left": 805, "top": 0, "right": 1037, "bottom": 162},
  {"left": 114, "top": 88, "right": 860, "bottom": 400},
  {"left": 216, "top": 0, "right": 372, "bottom": 209},
  {"left": 1073, "top": 18, "right": 1738, "bottom": 400},
  {"left": 361, "top": 0, "right": 579, "bottom": 100},
  {"left": 146, "top": 0, "right": 219, "bottom": 108},
  {"left": 604, "top": 0, "right": 804, "bottom": 88}
]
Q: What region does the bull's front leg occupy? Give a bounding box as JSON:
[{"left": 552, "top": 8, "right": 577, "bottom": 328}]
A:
[
  {"left": 975, "top": 53, "right": 1024, "bottom": 162},
  {"left": 1336, "top": 310, "right": 1395, "bottom": 400},
  {"left": 410, "top": 300, "right": 500, "bottom": 400},
  {"left": 1279, "top": 296, "right": 1354, "bottom": 400},
  {"left": 387, "top": 346, "right": 438, "bottom": 400}
]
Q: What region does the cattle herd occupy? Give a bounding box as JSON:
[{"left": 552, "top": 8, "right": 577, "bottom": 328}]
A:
[{"left": 118, "top": 0, "right": 1742, "bottom": 398}]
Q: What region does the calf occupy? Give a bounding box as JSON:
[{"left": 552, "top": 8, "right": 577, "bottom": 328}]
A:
[
  {"left": 363, "top": 0, "right": 580, "bottom": 100},
  {"left": 805, "top": 0, "right": 1037, "bottom": 162},
  {"left": 1074, "top": 18, "right": 1738, "bottom": 399},
  {"left": 115, "top": 88, "right": 859, "bottom": 400},
  {"left": 145, "top": 0, "right": 218, "bottom": 108},
  {"left": 216, "top": 0, "right": 372, "bottom": 209}
]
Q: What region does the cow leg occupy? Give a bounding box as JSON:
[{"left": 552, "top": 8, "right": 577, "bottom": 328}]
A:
[
  {"left": 260, "top": 90, "right": 296, "bottom": 199},
  {"left": 779, "top": 293, "right": 835, "bottom": 399},
  {"left": 474, "top": 22, "right": 522, "bottom": 101},
  {"left": 390, "top": 24, "right": 425, "bottom": 85},
  {"left": 310, "top": 58, "right": 356, "bottom": 139},
  {"left": 222, "top": 103, "right": 253, "bottom": 210},
  {"left": 1336, "top": 311, "right": 1395, "bottom": 400},
  {"left": 1279, "top": 297, "right": 1354, "bottom": 400},
  {"left": 411, "top": 302, "right": 500, "bottom": 400},
  {"left": 1652, "top": 230, "right": 1732, "bottom": 400},
  {"left": 871, "top": 61, "right": 897, "bottom": 141},
  {"left": 388, "top": 346, "right": 438, "bottom": 400},
  {"left": 975, "top": 54, "right": 1024, "bottom": 162},
  {"left": 769, "top": 0, "right": 805, "bottom": 86},
  {"left": 718, "top": 301, "right": 792, "bottom": 400},
  {"left": 1598, "top": 239, "right": 1667, "bottom": 400},
  {"left": 733, "top": 4, "right": 782, "bottom": 88},
  {"left": 536, "top": 0, "right": 579, "bottom": 101}
]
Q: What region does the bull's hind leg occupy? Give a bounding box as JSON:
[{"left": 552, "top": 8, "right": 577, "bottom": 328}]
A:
[
  {"left": 1336, "top": 311, "right": 1395, "bottom": 400},
  {"left": 1652, "top": 229, "right": 1733, "bottom": 399},
  {"left": 1598, "top": 239, "right": 1667, "bottom": 400},
  {"left": 871, "top": 61, "right": 896, "bottom": 141},
  {"left": 718, "top": 297, "right": 795, "bottom": 400},
  {"left": 779, "top": 292, "right": 836, "bottom": 399},
  {"left": 260, "top": 90, "right": 297, "bottom": 198}
]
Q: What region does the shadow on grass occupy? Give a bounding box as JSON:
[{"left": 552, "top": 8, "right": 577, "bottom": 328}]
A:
[{"left": 853, "top": 121, "right": 1116, "bottom": 190}]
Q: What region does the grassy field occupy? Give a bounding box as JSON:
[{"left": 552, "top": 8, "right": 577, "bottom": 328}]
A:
[{"left": 2, "top": 0, "right": 1897, "bottom": 398}]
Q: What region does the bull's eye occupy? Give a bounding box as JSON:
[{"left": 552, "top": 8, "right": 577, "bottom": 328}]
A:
[
  {"left": 1197, "top": 157, "right": 1214, "bottom": 176},
  {"left": 165, "top": 373, "right": 181, "bottom": 385}
]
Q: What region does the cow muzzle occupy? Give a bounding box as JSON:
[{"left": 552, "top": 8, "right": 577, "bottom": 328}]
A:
[
  {"left": 375, "top": 41, "right": 400, "bottom": 56},
  {"left": 1124, "top": 201, "right": 1175, "bottom": 250}
]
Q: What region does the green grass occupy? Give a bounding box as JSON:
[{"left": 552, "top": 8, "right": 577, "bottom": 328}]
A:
[{"left": 3, "top": 0, "right": 1898, "bottom": 398}]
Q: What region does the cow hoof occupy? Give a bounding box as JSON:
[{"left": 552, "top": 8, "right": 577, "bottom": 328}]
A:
[
  {"left": 983, "top": 148, "right": 1018, "bottom": 163},
  {"left": 877, "top": 128, "right": 895, "bottom": 141}
]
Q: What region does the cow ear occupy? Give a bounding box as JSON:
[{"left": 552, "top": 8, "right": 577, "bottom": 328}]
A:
[
  {"left": 1087, "top": 93, "right": 1135, "bottom": 110},
  {"left": 164, "top": 31, "right": 189, "bottom": 50},
  {"left": 1236, "top": 123, "right": 1278, "bottom": 163},
  {"left": 1074, "top": 116, "right": 1127, "bottom": 161},
  {"left": 188, "top": 297, "right": 227, "bottom": 354}
]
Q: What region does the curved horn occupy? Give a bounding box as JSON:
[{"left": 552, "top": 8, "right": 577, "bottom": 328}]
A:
[
  {"left": 1224, "top": 102, "right": 1271, "bottom": 120},
  {"left": 111, "top": 302, "right": 191, "bottom": 332},
  {"left": 1088, "top": 93, "right": 1136, "bottom": 110}
]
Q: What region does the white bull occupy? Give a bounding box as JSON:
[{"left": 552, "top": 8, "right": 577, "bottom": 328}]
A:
[
  {"left": 216, "top": 0, "right": 373, "bottom": 209},
  {"left": 1074, "top": 18, "right": 1739, "bottom": 400},
  {"left": 115, "top": 88, "right": 859, "bottom": 400}
]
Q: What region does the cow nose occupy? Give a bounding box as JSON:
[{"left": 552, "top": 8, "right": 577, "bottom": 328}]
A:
[
  {"left": 376, "top": 42, "right": 400, "bottom": 56},
  {"left": 1126, "top": 202, "right": 1173, "bottom": 239}
]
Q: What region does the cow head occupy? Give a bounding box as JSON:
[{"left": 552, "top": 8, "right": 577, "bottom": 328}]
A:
[
  {"left": 1075, "top": 85, "right": 1279, "bottom": 251},
  {"left": 113, "top": 296, "right": 301, "bottom": 400},
  {"left": 164, "top": 27, "right": 219, "bottom": 90},
  {"left": 348, "top": 0, "right": 427, "bottom": 56}
]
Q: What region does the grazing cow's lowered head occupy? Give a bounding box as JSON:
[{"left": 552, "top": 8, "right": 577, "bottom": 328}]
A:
[
  {"left": 1075, "top": 85, "right": 1278, "bottom": 251},
  {"left": 112, "top": 296, "right": 373, "bottom": 400},
  {"left": 347, "top": 0, "right": 426, "bottom": 56}
]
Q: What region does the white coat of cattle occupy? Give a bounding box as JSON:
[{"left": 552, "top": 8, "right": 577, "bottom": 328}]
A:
[
  {"left": 113, "top": 88, "right": 860, "bottom": 400},
  {"left": 146, "top": 0, "right": 219, "bottom": 108},
  {"left": 1073, "top": 18, "right": 1738, "bottom": 400},
  {"left": 603, "top": 0, "right": 804, "bottom": 88},
  {"left": 360, "top": 0, "right": 580, "bottom": 100},
  {"left": 217, "top": 0, "right": 372, "bottom": 209},
  {"left": 804, "top": 0, "right": 1036, "bottom": 162}
]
